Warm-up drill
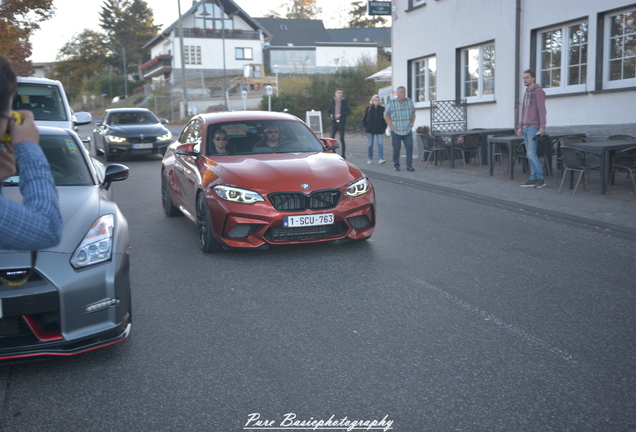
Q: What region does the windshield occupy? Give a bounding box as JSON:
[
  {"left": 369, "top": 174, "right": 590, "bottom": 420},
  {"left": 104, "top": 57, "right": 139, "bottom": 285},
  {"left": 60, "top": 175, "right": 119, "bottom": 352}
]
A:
[
  {"left": 204, "top": 120, "right": 325, "bottom": 156},
  {"left": 107, "top": 111, "right": 159, "bottom": 125},
  {"left": 2, "top": 134, "right": 93, "bottom": 186},
  {"left": 13, "top": 83, "right": 69, "bottom": 122}
]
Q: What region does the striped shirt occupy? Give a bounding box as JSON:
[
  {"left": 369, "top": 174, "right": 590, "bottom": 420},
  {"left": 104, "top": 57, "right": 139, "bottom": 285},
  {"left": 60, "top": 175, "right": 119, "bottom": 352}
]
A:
[
  {"left": 385, "top": 97, "right": 415, "bottom": 136},
  {"left": 0, "top": 141, "right": 63, "bottom": 250}
]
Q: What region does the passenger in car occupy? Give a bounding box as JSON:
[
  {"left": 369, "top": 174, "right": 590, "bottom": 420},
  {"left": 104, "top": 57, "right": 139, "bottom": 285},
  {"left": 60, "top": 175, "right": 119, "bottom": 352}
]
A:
[{"left": 210, "top": 129, "right": 235, "bottom": 155}]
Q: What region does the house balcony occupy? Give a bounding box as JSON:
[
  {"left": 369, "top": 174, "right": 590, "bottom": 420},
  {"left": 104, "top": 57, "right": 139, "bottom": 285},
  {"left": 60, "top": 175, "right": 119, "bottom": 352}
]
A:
[
  {"left": 140, "top": 55, "right": 173, "bottom": 79},
  {"left": 175, "top": 28, "right": 260, "bottom": 39}
]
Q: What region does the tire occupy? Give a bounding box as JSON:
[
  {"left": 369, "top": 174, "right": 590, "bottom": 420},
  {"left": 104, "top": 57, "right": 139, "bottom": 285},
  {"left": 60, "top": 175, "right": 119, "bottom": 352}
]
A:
[
  {"left": 161, "top": 172, "right": 181, "bottom": 217},
  {"left": 196, "top": 193, "right": 223, "bottom": 253}
]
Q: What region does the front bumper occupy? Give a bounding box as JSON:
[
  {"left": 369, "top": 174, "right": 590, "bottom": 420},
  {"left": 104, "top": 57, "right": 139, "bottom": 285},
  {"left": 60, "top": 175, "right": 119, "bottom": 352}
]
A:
[
  {"left": 107, "top": 141, "right": 171, "bottom": 157},
  {"left": 205, "top": 187, "right": 376, "bottom": 249},
  {"left": 0, "top": 250, "right": 131, "bottom": 362}
]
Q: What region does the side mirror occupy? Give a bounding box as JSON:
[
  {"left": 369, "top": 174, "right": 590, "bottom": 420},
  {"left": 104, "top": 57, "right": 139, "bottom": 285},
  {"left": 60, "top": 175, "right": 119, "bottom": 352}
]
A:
[
  {"left": 320, "top": 138, "right": 340, "bottom": 153},
  {"left": 102, "top": 163, "right": 129, "bottom": 190},
  {"left": 95, "top": 120, "right": 103, "bottom": 127},
  {"left": 74, "top": 111, "right": 92, "bottom": 126},
  {"left": 160, "top": 118, "right": 169, "bottom": 124},
  {"left": 175, "top": 142, "right": 199, "bottom": 157}
]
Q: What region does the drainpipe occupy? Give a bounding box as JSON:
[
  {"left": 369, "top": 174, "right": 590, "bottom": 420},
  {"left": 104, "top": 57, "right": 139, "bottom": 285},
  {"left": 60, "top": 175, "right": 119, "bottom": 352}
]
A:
[{"left": 514, "top": 0, "right": 521, "bottom": 129}]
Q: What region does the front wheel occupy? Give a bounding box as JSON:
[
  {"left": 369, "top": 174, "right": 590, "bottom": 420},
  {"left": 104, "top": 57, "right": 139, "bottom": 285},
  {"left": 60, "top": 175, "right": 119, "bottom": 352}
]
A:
[
  {"left": 161, "top": 172, "right": 181, "bottom": 217},
  {"left": 196, "top": 193, "right": 223, "bottom": 253}
]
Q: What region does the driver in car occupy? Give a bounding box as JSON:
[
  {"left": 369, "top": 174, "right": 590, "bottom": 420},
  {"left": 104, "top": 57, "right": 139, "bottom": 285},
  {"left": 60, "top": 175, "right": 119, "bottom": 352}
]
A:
[{"left": 253, "top": 123, "right": 280, "bottom": 151}]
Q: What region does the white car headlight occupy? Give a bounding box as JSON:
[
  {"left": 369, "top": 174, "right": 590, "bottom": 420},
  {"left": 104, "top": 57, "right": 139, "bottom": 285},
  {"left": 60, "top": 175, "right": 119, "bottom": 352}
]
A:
[
  {"left": 70, "top": 214, "right": 114, "bottom": 268},
  {"left": 106, "top": 135, "right": 126, "bottom": 143},
  {"left": 213, "top": 185, "right": 265, "bottom": 204},
  {"left": 345, "top": 178, "right": 370, "bottom": 197},
  {"left": 158, "top": 132, "right": 172, "bottom": 142}
]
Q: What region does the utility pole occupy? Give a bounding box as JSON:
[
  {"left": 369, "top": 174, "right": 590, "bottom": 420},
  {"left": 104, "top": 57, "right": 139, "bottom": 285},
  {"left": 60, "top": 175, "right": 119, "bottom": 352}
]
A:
[{"left": 178, "top": 0, "right": 189, "bottom": 116}]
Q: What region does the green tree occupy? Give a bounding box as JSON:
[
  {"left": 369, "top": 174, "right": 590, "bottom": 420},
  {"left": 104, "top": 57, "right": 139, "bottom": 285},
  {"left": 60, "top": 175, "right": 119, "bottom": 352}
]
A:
[
  {"left": 54, "top": 29, "right": 111, "bottom": 89},
  {"left": 348, "top": 1, "right": 387, "bottom": 28},
  {"left": 99, "top": 0, "right": 159, "bottom": 77},
  {"left": 283, "top": 0, "right": 321, "bottom": 19},
  {"left": 0, "top": 0, "right": 55, "bottom": 74}
]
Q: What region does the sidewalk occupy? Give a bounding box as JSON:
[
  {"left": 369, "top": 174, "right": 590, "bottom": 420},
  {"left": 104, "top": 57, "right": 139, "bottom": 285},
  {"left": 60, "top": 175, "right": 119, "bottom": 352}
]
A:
[{"left": 340, "top": 134, "right": 636, "bottom": 234}]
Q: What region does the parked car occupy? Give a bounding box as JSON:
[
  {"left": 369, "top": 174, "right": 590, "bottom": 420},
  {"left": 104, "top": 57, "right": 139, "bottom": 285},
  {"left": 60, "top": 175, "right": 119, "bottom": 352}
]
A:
[
  {"left": 0, "top": 127, "right": 131, "bottom": 361},
  {"left": 14, "top": 77, "right": 92, "bottom": 131},
  {"left": 161, "top": 111, "right": 376, "bottom": 253},
  {"left": 93, "top": 108, "right": 173, "bottom": 161}
]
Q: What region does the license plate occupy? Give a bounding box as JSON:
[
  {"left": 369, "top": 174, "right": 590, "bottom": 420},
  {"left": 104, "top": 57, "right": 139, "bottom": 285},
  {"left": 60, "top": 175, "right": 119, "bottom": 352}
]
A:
[
  {"left": 132, "top": 143, "right": 153, "bottom": 149},
  {"left": 283, "top": 213, "right": 334, "bottom": 228}
]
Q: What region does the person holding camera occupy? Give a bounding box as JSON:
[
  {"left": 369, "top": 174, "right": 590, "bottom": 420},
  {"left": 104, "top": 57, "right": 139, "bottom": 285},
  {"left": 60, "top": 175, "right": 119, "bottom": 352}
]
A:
[{"left": 0, "top": 55, "right": 62, "bottom": 250}]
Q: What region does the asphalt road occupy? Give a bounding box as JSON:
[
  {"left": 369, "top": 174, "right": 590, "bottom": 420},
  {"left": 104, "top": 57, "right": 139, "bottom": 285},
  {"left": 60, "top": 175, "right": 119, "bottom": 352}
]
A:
[{"left": 1, "top": 124, "right": 635, "bottom": 431}]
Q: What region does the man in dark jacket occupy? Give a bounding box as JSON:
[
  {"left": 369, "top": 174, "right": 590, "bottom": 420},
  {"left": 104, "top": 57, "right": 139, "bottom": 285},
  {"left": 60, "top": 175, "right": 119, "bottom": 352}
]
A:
[{"left": 327, "top": 88, "right": 351, "bottom": 159}]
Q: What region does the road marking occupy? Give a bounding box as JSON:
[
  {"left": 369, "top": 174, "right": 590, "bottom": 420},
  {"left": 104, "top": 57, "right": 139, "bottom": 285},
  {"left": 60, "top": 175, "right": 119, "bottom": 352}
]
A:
[{"left": 412, "top": 278, "right": 577, "bottom": 364}]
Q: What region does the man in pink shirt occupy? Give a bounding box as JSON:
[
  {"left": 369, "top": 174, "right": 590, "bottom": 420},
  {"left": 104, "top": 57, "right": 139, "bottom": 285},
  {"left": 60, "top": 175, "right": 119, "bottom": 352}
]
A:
[{"left": 517, "top": 69, "right": 547, "bottom": 189}]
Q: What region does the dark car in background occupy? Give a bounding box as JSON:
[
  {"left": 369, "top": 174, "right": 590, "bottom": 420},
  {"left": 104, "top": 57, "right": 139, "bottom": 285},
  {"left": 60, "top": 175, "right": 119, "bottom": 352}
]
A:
[
  {"left": 0, "top": 127, "right": 131, "bottom": 361},
  {"left": 93, "top": 108, "right": 173, "bottom": 161}
]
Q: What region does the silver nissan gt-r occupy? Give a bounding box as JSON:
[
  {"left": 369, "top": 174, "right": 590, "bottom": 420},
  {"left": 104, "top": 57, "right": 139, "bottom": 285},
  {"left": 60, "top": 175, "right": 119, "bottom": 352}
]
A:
[{"left": 0, "top": 126, "right": 131, "bottom": 361}]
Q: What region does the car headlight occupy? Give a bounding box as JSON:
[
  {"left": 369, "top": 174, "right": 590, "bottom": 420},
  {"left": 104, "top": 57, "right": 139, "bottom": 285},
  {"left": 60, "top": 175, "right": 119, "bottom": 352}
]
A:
[
  {"left": 345, "top": 178, "right": 370, "bottom": 197},
  {"left": 106, "top": 135, "right": 126, "bottom": 143},
  {"left": 70, "top": 214, "right": 114, "bottom": 269},
  {"left": 213, "top": 185, "right": 265, "bottom": 203},
  {"left": 157, "top": 132, "right": 172, "bottom": 142}
]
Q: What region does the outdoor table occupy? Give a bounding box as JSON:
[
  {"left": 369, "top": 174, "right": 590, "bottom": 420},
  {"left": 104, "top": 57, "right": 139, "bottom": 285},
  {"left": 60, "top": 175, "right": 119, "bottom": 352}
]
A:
[
  {"left": 432, "top": 129, "right": 514, "bottom": 168},
  {"left": 488, "top": 133, "right": 587, "bottom": 180},
  {"left": 567, "top": 138, "right": 636, "bottom": 194},
  {"left": 487, "top": 135, "right": 525, "bottom": 179}
]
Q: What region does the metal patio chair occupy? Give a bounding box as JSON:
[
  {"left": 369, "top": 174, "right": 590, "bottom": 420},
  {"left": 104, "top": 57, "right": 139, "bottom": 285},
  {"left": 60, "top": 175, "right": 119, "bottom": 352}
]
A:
[{"left": 558, "top": 146, "right": 601, "bottom": 195}]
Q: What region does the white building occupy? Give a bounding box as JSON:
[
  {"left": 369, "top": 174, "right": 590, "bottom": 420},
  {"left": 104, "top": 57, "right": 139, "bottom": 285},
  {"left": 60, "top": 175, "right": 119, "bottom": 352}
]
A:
[
  {"left": 390, "top": 0, "right": 636, "bottom": 139},
  {"left": 142, "top": 0, "right": 271, "bottom": 86}
]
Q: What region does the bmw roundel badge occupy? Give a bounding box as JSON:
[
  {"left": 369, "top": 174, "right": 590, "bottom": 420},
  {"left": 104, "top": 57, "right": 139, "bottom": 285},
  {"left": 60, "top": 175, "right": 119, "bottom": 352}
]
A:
[{"left": 301, "top": 184, "right": 310, "bottom": 190}]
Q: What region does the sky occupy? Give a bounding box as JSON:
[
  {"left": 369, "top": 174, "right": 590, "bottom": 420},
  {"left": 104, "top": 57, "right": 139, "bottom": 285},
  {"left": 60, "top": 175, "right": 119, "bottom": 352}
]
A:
[{"left": 30, "top": 0, "right": 355, "bottom": 63}]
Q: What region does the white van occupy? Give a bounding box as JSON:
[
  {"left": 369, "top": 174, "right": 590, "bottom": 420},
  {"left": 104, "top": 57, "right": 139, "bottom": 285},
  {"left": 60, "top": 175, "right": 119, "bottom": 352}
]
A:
[{"left": 14, "top": 77, "right": 92, "bottom": 130}]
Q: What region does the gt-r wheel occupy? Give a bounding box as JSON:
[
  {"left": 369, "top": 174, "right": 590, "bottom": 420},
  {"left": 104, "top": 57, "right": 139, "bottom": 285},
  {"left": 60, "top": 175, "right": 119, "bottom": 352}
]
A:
[
  {"left": 161, "top": 172, "right": 180, "bottom": 217},
  {"left": 196, "top": 192, "right": 222, "bottom": 253}
]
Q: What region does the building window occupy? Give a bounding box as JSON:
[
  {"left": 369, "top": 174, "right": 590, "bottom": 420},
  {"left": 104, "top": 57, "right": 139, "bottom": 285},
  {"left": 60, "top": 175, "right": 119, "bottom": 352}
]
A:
[
  {"left": 537, "top": 21, "right": 588, "bottom": 93},
  {"left": 235, "top": 48, "right": 253, "bottom": 60},
  {"left": 412, "top": 56, "right": 436, "bottom": 104},
  {"left": 408, "top": 0, "right": 426, "bottom": 9},
  {"left": 194, "top": 2, "right": 233, "bottom": 31},
  {"left": 460, "top": 42, "right": 495, "bottom": 101},
  {"left": 603, "top": 7, "right": 636, "bottom": 89},
  {"left": 184, "top": 46, "right": 201, "bottom": 65}
]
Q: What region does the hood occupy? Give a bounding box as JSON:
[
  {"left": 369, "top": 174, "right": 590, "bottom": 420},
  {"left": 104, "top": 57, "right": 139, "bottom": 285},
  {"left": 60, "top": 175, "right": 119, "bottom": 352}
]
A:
[
  {"left": 107, "top": 124, "right": 168, "bottom": 136},
  {"left": 208, "top": 152, "right": 364, "bottom": 192},
  {"left": 2, "top": 186, "right": 101, "bottom": 254}
]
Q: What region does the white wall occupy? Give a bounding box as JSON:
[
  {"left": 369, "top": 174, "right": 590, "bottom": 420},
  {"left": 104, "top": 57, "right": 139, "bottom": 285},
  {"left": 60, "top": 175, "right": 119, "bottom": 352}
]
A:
[
  {"left": 315, "top": 46, "right": 379, "bottom": 68},
  {"left": 391, "top": 0, "right": 636, "bottom": 130}
]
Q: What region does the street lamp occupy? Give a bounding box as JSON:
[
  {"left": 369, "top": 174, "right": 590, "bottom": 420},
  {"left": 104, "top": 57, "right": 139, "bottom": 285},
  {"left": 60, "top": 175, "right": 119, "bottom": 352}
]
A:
[{"left": 273, "top": 64, "right": 279, "bottom": 96}]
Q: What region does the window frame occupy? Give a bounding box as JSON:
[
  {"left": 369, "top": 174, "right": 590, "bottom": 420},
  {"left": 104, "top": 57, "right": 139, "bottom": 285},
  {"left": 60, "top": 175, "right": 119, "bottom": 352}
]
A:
[
  {"left": 235, "top": 47, "right": 253, "bottom": 60},
  {"left": 411, "top": 55, "right": 436, "bottom": 107},
  {"left": 602, "top": 6, "right": 636, "bottom": 89},
  {"left": 459, "top": 41, "right": 495, "bottom": 103},
  {"left": 536, "top": 20, "right": 588, "bottom": 95}
]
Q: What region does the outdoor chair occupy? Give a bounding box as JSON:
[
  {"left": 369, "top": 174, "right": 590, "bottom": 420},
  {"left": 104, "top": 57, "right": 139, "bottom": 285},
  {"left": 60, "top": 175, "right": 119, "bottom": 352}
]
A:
[
  {"left": 611, "top": 146, "right": 636, "bottom": 193},
  {"left": 553, "top": 136, "right": 589, "bottom": 182},
  {"left": 558, "top": 146, "right": 601, "bottom": 195},
  {"left": 607, "top": 134, "right": 635, "bottom": 140},
  {"left": 453, "top": 133, "right": 482, "bottom": 167},
  {"left": 491, "top": 138, "right": 526, "bottom": 177},
  {"left": 417, "top": 133, "right": 449, "bottom": 169},
  {"left": 517, "top": 134, "right": 552, "bottom": 178}
]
